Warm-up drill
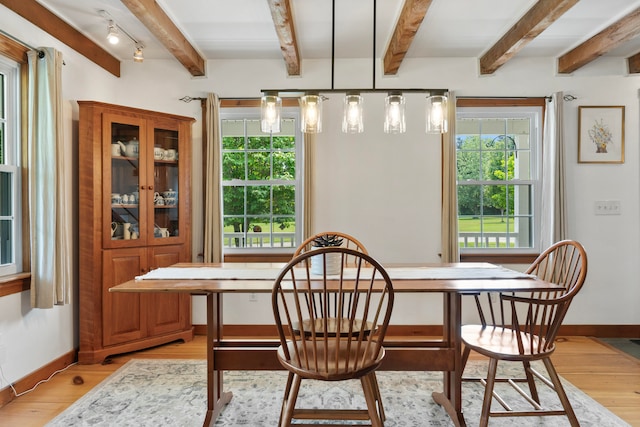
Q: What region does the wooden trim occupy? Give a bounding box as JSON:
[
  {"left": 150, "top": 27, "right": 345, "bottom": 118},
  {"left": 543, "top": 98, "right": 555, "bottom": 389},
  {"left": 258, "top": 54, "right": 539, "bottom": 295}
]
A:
[
  {"left": 460, "top": 253, "right": 538, "bottom": 265},
  {"left": 0, "top": 349, "right": 76, "bottom": 408},
  {"left": 457, "top": 97, "right": 547, "bottom": 108},
  {"left": 383, "top": 0, "right": 432, "bottom": 75},
  {"left": 222, "top": 253, "right": 294, "bottom": 263},
  {"left": 0, "top": 32, "right": 28, "bottom": 63},
  {"left": 267, "top": 0, "right": 300, "bottom": 76},
  {"left": 194, "top": 323, "right": 640, "bottom": 338},
  {"left": 220, "top": 98, "right": 299, "bottom": 108},
  {"left": 0, "top": 273, "right": 31, "bottom": 297}
]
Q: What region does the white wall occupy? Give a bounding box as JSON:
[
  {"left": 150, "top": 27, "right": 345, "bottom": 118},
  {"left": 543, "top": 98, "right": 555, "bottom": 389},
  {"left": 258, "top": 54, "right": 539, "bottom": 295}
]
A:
[{"left": 1, "top": 5, "right": 639, "bottom": 386}]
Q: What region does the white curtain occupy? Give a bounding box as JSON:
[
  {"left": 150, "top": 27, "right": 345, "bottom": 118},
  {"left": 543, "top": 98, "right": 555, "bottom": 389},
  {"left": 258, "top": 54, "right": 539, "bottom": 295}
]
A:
[
  {"left": 302, "top": 132, "right": 315, "bottom": 241},
  {"left": 441, "top": 91, "right": 459, "bottom": 263},
  {"left": 203, "top": 93, "right": 222, "bottom": 263},
  {"left": 540, "top": 92, "right": 567, "bottom": 249},
  {"left": 26, "top": 48, "right": 71, "bottom": 308}
]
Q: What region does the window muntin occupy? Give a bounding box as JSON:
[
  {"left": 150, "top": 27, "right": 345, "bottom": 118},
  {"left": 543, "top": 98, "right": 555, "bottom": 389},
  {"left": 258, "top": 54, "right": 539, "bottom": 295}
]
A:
[
  {"left": 456, "top": 106, "right": 541, "bottom": 253},
  {"left": 0, "top": 56, "right": 20, "bottom": 276},
  {"left": 221, "top": 109, "right": 302, "bottom": 252}
]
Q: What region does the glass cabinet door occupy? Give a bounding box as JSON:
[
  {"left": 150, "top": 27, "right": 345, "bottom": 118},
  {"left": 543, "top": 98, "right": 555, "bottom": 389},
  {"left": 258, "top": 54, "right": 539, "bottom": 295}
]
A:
[
  {"left": 151, "top": 126, "right": 180, "bottom": 242},
  {"left": 106, "top": 118, "right": 145, "bottom": 246}
]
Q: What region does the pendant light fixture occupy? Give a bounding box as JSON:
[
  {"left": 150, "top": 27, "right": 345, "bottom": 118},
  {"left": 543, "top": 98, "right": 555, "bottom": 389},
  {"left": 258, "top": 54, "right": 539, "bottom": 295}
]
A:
[
  {"left": 260, "top": 91, "right": 282, "bottom": 133},
  {"left": 426, "top": 94, "right": 448, "bottom": 134},
  {"left": 384, "top": 92, "right": 406, "bottom": 134},
  {"left": 300, "top": 93, "right": 323, "bottom": 134},
  {"left": 259, "top": 0, "right": 449, "bottom": 135},
  {"left": 342, "top": 92, "right": 364, "bottom": 133}
]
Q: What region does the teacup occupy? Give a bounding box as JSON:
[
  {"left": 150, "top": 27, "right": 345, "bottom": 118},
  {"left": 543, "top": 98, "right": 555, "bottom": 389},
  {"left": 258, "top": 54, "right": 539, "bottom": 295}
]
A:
[
  {"left": 111, "top": 193, "right": 122, "bottom": 204},
  {"left": 154, "top": 145, "right": 164, "bottom": 160},
  {"left": 162, "top": 189, "right": 177, "bottom": 199},
  {"left": 111, "top": 143, "right": 121, "bottom": 156},
  {"left": 154, "top": 193, "right": 165, "bottom": 206},
  {"left": 164, "top": 149, "right": 177, "bottom": 161},
  {"left": 164, "top": 197, "right": 177, "bottom": 206}
]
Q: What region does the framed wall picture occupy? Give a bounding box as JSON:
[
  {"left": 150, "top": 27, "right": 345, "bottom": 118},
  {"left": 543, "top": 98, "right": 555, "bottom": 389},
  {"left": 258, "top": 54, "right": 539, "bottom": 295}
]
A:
[{"left": 578, "top": 105, "right": 625, "bottom": 164}]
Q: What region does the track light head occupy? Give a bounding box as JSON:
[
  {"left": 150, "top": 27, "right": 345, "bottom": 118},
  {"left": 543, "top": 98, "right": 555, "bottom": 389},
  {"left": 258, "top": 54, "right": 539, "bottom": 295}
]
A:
[{"left": 107, "top": 21, "right": 120, "bottom": 45}]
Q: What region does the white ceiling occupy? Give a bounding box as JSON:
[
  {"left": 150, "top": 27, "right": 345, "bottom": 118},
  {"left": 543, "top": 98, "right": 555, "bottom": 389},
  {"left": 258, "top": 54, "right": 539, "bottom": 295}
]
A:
[{"left": 33, "top": 0, "right": 640, "bottom": 69}]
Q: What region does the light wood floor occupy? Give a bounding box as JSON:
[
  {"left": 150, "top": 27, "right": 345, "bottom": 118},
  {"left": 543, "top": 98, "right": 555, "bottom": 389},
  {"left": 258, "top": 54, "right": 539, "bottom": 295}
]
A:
[{"left": 0, "top": 335, "right": 638, "bottom": 426}]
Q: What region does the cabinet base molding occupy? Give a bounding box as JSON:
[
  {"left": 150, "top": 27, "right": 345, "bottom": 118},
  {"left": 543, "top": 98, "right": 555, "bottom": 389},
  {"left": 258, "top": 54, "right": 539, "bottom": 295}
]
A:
[{"left": 78, "top": 328, "right": 194, "bottom": 365}]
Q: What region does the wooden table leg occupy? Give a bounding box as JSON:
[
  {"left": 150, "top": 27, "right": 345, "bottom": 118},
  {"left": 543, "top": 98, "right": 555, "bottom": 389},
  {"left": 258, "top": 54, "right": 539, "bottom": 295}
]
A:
[
  {"left": 432, "top": 292, "right": 466, "bottom": 427},
  {"left": 203, "top": 292, "right": 233, "bottom": 427}
]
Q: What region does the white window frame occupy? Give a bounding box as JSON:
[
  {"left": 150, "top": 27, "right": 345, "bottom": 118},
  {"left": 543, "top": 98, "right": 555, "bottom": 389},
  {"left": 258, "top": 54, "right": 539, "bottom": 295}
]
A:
[
  {"left": 0, "top": 55, "right": 21, "bottom": 276},
  {"left": 220, "top": 107, "right": 303, "bottom": 254},
  {"left": 456, "top": 105, "right": 542, "bottom": 255}
]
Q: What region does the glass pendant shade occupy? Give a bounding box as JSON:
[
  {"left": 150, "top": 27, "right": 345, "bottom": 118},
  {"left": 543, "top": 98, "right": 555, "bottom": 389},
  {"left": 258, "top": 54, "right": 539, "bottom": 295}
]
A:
[
  {"left": 384, "top": 93, "right": 406, "bottom": 134},
  {"left": 426, "top": 95, "right": 448, "bottom": 134},
  {"left": 300, "top": 94, "right": 323, "bottom": 133},
  {"left": 260, "top": 93, "right": 282, "bottom": 133},
  {"left": 342, "top": 93, "right": 364, "bottom": 133}
]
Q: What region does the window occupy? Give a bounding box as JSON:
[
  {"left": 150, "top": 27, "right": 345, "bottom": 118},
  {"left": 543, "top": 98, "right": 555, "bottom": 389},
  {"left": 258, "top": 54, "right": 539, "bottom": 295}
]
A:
[
  {"left": 456, "top": 101, "right": 543, "bottom": 254},
  {"left": 0, "top": 56, "right": 21, "bottom": 276},
  {"left": 220, "top": 108, "right": 302, "bottom": 253}
]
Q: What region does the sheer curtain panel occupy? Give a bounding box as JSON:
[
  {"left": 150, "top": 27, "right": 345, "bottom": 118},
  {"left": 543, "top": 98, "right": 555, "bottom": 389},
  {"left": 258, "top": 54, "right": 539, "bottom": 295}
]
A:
[
  {"left": 441, "top": 91, "right": 459, "bottom": 263},
  {"left": 540, "top": 92, "right": 567, "bottom": 249},
  {"left": 27, "top": 48, "right": 71, "bottom": 307},
  {"left": 203, "top": 93, "right": 222, "bottom": 263}
]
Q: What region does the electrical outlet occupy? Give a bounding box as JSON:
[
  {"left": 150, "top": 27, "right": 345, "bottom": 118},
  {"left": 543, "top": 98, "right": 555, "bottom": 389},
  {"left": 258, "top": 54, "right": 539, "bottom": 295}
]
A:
[{"left": 594, "top": 200, "right": 621, "bottom": 215}]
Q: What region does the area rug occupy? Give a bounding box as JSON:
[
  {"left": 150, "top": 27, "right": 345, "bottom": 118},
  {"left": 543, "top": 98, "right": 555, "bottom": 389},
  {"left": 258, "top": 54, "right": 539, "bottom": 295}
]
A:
[{"left": 46, "top": 359, "right": 630, "bottom": 427}]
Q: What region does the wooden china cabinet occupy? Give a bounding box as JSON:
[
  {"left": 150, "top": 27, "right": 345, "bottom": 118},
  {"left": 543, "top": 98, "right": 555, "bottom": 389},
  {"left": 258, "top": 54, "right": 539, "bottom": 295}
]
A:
[{"left": 78, "top": 101, "right": 194, "bottom": 364}]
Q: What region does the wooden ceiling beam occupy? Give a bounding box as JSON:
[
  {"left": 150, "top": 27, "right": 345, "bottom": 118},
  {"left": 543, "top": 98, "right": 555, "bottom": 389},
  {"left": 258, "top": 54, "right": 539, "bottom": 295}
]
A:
[
  {"left": 0, "top": 0, "right": 120, "bottom": 76},
  {"left": 480, "top": 0, "right": 578, "bottom": 75},
  {"left": 558, "top": 7, "right": 640, "bottom": 74},
  {"left": 121, "top": 0, "right": 206, "bottom": 77},
  {"left": 383, "top": 0, "right": 432, "bottom": 76},
  {"left": 267, "top": 0, "right": 300, "bottom": 76}
]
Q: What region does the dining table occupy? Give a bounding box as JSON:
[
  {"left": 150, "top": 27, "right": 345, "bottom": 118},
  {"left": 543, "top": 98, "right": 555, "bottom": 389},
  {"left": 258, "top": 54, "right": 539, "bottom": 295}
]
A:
[{"left": 109, "top": 261, "right": 561, "bottom": 427}]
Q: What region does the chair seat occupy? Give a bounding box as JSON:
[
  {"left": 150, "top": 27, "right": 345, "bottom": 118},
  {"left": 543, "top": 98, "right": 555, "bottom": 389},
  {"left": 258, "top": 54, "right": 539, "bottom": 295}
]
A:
[
  {"left": 277, "top": 340, "right": 384, "bottom": 381},
  {"left": 461, "top": 324, "right": 553, "bottom": 361},
  {"left": 294, "top": 317, "right": 375, "bottom": 337}
]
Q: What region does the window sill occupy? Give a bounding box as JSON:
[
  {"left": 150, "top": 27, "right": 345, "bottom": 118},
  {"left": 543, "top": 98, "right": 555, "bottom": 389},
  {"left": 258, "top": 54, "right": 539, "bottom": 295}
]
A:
[
  {"left": 460, "top": 253, "right": 538, "bottom": 265},
  {"left": 0, "top": 272, "right": 31, "bottom": 297}
]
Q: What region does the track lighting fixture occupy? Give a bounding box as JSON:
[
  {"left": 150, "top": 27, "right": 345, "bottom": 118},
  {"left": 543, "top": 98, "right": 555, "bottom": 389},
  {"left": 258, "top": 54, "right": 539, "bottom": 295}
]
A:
[{"left": 100, "top": 10, "right": 144, "bottom": 63}]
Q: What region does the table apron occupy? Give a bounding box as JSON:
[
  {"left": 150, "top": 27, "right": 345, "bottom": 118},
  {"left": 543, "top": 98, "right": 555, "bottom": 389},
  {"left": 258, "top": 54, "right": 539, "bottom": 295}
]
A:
[{"left": 212, "top": 347, "right": 455, "bottom": 371}]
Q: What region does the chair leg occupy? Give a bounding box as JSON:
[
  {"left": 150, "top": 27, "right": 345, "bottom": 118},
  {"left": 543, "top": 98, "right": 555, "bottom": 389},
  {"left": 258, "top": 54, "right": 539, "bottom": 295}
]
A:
[
  {"left": 368, "top": 372, "right": 385, "bottom": 422},
  {"left": 280, "top": 373, "right": 302, "bottom": 427},
  {"left": 480, "top": 358, "right": 499, "bottom": 427},
  {"left": 361, "top": 373, "right": 383, "bottom": 427},
  {"left": 461, "top": 344, "right": 471, "bottom": 371},
  {"left": 522, "top": 360, "right": 540, "bottom": 403},
  {"left": 278, "top": 372, "right": 294, "bottom": 427},
  {"left": 542, "top": 357, "right": 580, "bottom": 427}
]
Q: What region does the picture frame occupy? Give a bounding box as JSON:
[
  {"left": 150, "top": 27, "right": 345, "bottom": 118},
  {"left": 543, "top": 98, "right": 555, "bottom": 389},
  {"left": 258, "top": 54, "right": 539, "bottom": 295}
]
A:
[{"left": 578, "top": 106, "right": 625, "bottom": 164}]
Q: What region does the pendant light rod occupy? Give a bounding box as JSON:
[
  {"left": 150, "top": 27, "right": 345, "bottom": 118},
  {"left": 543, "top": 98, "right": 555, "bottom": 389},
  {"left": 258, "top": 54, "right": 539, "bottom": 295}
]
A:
[
  {"left": 331, "top": 0, "right": 335, "bottom": 90},
  {"left": 373, "top": 0, "right": 376, "bottom": 90}
]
